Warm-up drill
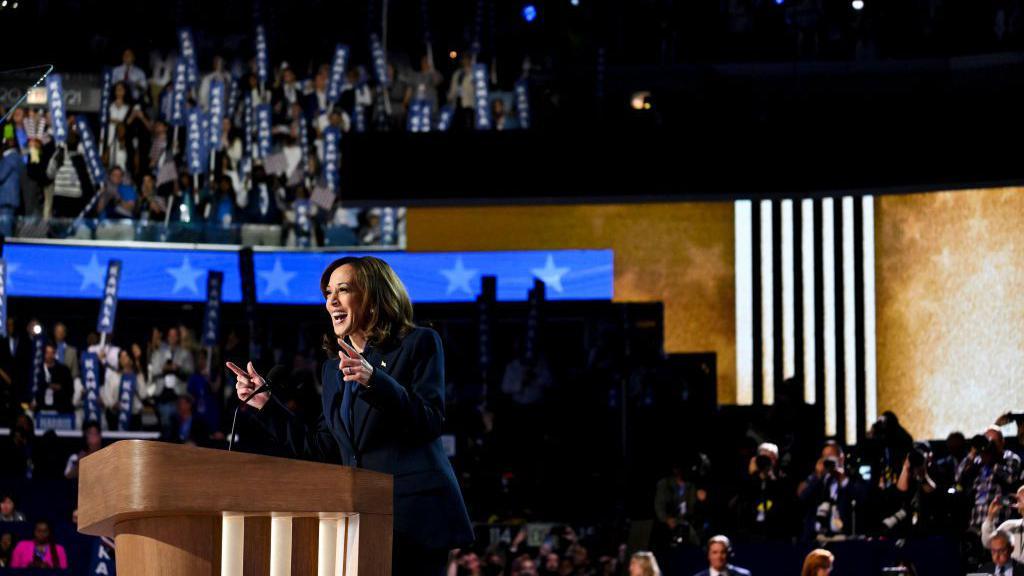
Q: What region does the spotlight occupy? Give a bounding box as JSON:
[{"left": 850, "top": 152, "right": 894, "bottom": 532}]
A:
[
  {"left": 775, "top": 0, "right": 784, "bottom": 4},
  {"left": 522, "top": 4, "right": 537, "bottom": 23},
  {"left": 32, "top": 324, "right": 42, "bottom": 335},
  {"left": 570, "top": 0, "right": 580, "bottom": 5},
  {"left": 852, "top": 0, "right": 864, "bottom": 10},
  {"left": 1, "top": 2, "right": 8, "bottom": 7},
  {"left": 630, "top": 91, "right": 652, "bottom": 111},
  {"left": 449, "top": 50, "right": 458, "bottom": 60}
]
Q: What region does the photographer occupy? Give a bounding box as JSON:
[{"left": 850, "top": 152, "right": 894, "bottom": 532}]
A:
[
  {"left": 654, "top": 457, "right": 707, "bottom": 548},
  {"left": 885, "top": 442, "right": 946, "bottom": 537},
  {"left": 734, "top": 442, "right": 792, "bottom": 539},
  {"left": 798, "top": 441, "right": 869, "bottom": 541},
  {"left": 982, "top": 485, "right": 1024, "bottom": 564},
  {"left": 958, "top": 432, "right": 1021, "bottom": 534}
]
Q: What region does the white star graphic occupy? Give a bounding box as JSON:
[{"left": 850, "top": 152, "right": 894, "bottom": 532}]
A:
[
  {"left": 440, "top": 256, "right": 479, "bottom": 296},
  {"left": 258, "top": 257, "right": 297, "bottom": 297},
  {"left": 166, "top": 256, "right": 205, "bottom": 295},
  {"left": 2, "top": 261, "right": 18, "bottom": 290},
  {"left": 73, "top": 253, "right": 107, "bottom": 292},
  {"left": 531, "top": 254, "right": 570, "bottom": 293}
]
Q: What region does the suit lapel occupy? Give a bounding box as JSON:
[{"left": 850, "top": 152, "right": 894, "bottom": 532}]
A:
[
  {"left": 325, "top": 362, "right": 357, "bottom": 456},
  {"left": 352, "top": 343, "right": 401, "bottom": 452}
]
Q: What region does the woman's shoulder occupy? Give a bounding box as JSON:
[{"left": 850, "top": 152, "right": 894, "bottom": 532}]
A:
[{"left": 401, "top": 326, "right": 441, "bottom": 348}]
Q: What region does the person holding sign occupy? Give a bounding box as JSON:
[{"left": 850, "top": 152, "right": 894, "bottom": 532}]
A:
[{"left": 228, "top": 255, "right": 474, "bottom": 575}]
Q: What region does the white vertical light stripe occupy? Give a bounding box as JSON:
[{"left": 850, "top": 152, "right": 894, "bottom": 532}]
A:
[
  {"left": 781, "top": 199, "right": 796, "bottom": 380},
  {"left": 760, "top": 199, "right": 775, "bottom": 405},
  {"left": 343, "top": 515, "right": 360, "bottom": 576},
  {"left": 317, "top": 518, "right": 338, "bottom": 576},
  {"left": 221, "top": 514, "right": 244, "bottom": 576},
  {"left": 862, "top": 195, "right": 878, "bottom": 426},
  {"left": 270, "top": 516, "right": 293, "bottom": 576},
  {"left": 801, "top": 198, "right": 816, "bottom": 404},
  {"left": 735, "top": 200, "right": 755, "bottom": 405},
  {"left": 842, "top": 196, "right": 858, "bottom": 445},
  {"left": 822, "top": 198, "right": 837, "bottom": 437}
]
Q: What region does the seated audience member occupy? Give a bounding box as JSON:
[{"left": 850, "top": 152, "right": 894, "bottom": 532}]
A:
[
  {"left": 801, "top": 549, "right": 834, "bottom": 576},
  {"left": 0, "top": 493, "right": 25, "bottom": 522},
  {"left": 65, "top": 420, "right": 104, "bottom": 480},
  {"left": 10, "top": 520, "right": 68, "bottom": 569},
  {"left": 629, "top": 551, "right": 662, "bottom": 576},
  {"left": 980, "top": 529, "right": 1024, "bottom": 576},
  {"left": 692, "top": 535, "right": 751, "bottom": 576},
  {"left": 983, "top": 485, "right": 1024, "bottom": 565}
]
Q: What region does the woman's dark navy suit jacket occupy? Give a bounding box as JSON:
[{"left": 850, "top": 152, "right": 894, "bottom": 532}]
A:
[{"left": 254, "top": 326, "right": 474, "bottom": 551}]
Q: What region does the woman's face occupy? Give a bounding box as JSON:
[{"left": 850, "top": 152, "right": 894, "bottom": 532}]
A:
[
  {"left": 34, "top": 522, "right": 49, "bottom": 543},
  {"left": 119, "top": 350, "right": 132, "bottom": 370},
  {"left": 324, "top": 264, "right": 364, "bottom": 339},
  {"left": 114, "top": 83, "right": 126, "bottom": 100},
  {"left": 628, "top": 559, "right": 644, "bottom": 576}
]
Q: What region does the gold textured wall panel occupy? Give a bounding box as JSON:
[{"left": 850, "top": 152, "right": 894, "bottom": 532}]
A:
[
  {"left": 406, "top": 203, "right": 738, "bottom": 403},
  {"left": 876, "top": 188, "right": 1024, "bottom": 439}
]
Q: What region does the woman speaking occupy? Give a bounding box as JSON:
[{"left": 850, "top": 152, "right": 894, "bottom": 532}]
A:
[{"left": 227, "top": 255, "right": 474, "bottom": 575}]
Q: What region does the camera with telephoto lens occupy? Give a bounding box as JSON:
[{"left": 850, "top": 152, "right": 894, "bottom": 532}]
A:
[{"left": 755, "top": 454, "right": 773, "bottom": 473}]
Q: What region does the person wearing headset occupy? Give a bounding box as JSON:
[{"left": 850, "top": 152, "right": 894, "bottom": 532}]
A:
[{"left": 692, "top": 535, "right": 752, "bottom": 576}]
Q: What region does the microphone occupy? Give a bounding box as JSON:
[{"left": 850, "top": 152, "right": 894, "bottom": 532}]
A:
[{"left": 228, "top": 364, "right": 287, "bottom": 451}]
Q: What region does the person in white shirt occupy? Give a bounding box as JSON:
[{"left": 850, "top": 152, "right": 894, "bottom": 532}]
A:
[
  {"left": 984, "top": 485, "right": 1024, "bottom": 565},
  {"left": 100, "top": 346, "right": 150, "bottom": 429},
  {"left": 692, "top": 535, "right": 752, "bottom": 576},
  {"left": 982, "top": 529, "right": 1024, "bottom": 576},
  {"left": 199, "top": 55, "right": 232, "bottom": 110},
  {"left": 111, "top": 49, "right": 148, "bottom": 103}
]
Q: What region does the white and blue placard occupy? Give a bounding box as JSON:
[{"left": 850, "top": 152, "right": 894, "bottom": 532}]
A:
[
  {"left": 515, "top": 79, "right": 530, "bottom": 129},
  {"left": 353, "top": 103, "right": 366, "bottom": 133},
  {"left": 76, "top": 117, "right": 106, "bottom": 186},
  {"left": 298, "top": 115, "right": 310, "bottom": 178},
  {"left": 1, "top": 244, "right": 613, "bottom": 304},
  {"left": 369, "top": 33, "right": 387, "bottom": 86},
  {"left": 323, "top": 126, "right": 340, "bottom": 192},
  {"left": 295, "top": 199, "right": 312, "bottom": 248},
  {"left": 80, "top": 352, "right": 102, "bottom": 426},
  {"left": 242, "top": 92, "right": 254, "bottom": 159},
  {"left": 186, "top": 108, "right": 206, "bottom": 174},
  {"left": 472, "top": 64, "right": 491, "bottom": 130},
  {"left": 31, "top": 333, "right": 44, "bottom": 402},
  {"left": 171, "top": 60, "right": 188, "bottom": 127},
  {"left": 208, "top": 80, "right": 225, "bottom": 150},
  {"left": 0, "top": 259, "right": 6, "bottom": 338},
  {"left": 117, "top": 373, "right": 136, "bottom": 431},
  {"left": 96, "top": 259, "right": 123, "bottom": 334},
  {"left": 201, "top": 271, "right": 223, "bottom": 346},
  {"left": 255, "top": 25, "right": 269, "bottom": 87},
  {"left": 437, "top": 105, "right": 455, "bottom": 131},
  {"left": 327, "top": 44, "right": 350, "bottom": 103},
  {"left": 408, "top": 99, "right": 432, "bottom": 133},
  {"left": 256, "top": 104, "right": 272, "bottom": 158},
  {"left": 178, "top": 27, "right": 199, "bottom": 87},
  {"left": 98, "top": 68, "right": 112, "bottom": 143},
  {"left": 226, "top": 77, "right": 239, "bottom": 119},
  {"left": 87, "top": 538, "right": 115, "bottom": 576},
  {"left": 46, "top": 74, "right": 68, "bottom": 144},
  {"left": 379, "top": 207, "right": 397, "bottom": 245}
]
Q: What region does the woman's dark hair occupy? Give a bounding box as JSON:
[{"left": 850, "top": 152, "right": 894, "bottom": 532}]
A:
[{"left": 320, "top": 256, "right": 415, "bottom": 353}]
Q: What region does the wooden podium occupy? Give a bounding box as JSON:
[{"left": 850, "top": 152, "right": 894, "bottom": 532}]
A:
[{"left": 77, "top": 440, "right": 393, "bottom": 576}]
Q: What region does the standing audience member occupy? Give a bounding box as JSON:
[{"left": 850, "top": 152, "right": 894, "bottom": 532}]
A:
[{"left": 10, "top": 520, "right": 68, "bottom": 569}]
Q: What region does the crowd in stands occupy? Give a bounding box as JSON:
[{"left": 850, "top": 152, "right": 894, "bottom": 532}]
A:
[
  {"left": 0, "top": 37, "right": 537, "bottom": 246},
  {"left": 0, "top": 310, "right": 1021, "bottom": 574}
]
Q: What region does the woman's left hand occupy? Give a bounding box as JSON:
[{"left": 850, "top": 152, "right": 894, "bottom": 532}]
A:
[{"left": 338, "top": 340, "right": 374, "bottom": 387}]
